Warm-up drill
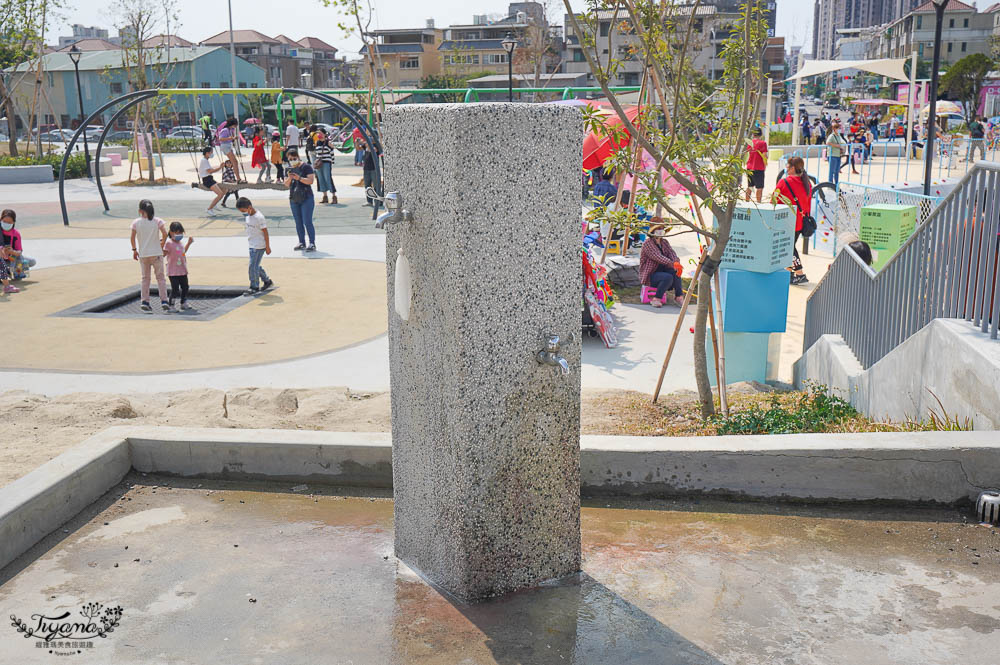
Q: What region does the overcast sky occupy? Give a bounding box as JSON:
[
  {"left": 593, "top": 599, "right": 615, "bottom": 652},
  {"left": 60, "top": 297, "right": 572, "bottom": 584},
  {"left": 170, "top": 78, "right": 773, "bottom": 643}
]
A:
[{"left": 47, "top": 0, "right": 995, "bottom": 59}]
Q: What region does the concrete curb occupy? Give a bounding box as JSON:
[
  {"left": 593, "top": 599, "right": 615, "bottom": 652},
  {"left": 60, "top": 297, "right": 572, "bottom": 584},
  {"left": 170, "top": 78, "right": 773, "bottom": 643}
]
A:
[
  {"left": 0, "top": 165, "right": 54, "bottom": 184},
  {"left": 2, "top": 426, "right": 999, "bottom": 572}
]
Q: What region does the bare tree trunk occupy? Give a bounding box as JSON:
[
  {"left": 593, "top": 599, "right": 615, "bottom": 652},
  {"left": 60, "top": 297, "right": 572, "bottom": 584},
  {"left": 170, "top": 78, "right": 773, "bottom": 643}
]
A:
[{"left": 693, "top": 269, "right": 714, "bottom": 417}]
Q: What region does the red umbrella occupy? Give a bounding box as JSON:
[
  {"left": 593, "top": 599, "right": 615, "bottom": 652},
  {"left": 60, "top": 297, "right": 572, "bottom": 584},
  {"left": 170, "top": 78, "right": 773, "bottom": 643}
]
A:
[
  {"left": 243, "top": 117, "right": 260, "bottom": 125},
  {"left": 582, "top": 105, "right": 641, "bottom": 171}
]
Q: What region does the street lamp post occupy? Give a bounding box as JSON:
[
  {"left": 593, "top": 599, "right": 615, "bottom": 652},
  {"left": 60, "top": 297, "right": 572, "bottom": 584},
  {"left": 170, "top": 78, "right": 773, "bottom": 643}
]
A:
[
  {"left": 501, "top": 32, "right": 517, "bottom": 102},
  {"left": 67, "top": 45, "right": 91, "bottom": 178},
  {"left": 710, "top": 29, "right": 716, "bottom": 82},
  {"left": 923, "top": 0, "right": 947, "bottom": 196}
]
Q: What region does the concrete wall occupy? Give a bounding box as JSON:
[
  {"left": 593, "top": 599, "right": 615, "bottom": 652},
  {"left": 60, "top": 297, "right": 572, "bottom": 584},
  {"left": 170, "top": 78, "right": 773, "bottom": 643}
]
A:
[
  {"left": 4, "top": 426, "right": 1000, "bottom": 573},
  {"left": 0, "top": 165, "right": 53, "bottom": 184},
  {"left": 794, "top": 318, "right": 1000, "bottom": 428}
]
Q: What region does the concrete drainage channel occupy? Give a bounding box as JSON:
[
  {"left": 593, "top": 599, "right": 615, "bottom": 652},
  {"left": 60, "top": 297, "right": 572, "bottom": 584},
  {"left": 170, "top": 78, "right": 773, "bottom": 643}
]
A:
[{"left": 1, "top": 426, "right": 999, "bottom": 572}]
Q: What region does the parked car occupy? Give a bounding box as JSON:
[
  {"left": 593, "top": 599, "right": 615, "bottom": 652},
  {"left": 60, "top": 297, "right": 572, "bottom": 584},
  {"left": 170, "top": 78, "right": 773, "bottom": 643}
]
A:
[
  {"left": 105, "top": 130, "right": 135, "bottom": 143},
  {"left": 38, "top": 129, "right": 76, "bottom": 143},
  {"left": 30, "top": 124, "right": 59, "bottom": 137},
  {"left": 166, "top": 126, "right": 203, "bottom": 139},
  {"left": 0, "top": 133, "right": 8, "bottom": 143}
]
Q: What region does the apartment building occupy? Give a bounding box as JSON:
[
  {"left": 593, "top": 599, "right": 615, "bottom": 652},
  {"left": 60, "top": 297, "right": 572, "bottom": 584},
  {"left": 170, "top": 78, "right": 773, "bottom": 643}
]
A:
[
  {"left": 142, "top": 35, "right": 195, "bottom": 49},
  {"left": 813, "top": 0, "right": 923, "bottom": 61},
  {"left": 57, "top": 25, "right": 117, "bottom": 49},
  {"left": 865, "top": 0, "right": 992, "bottom": 64},
  {"left": 360, "top": 24, "right": 444, "bottom": 88},
  {"left": 201, "top": 31, "right": 291, "bottom": 86},
  {"left": 440, "top": 2, "right": 560, "bottom": 78},
  {"left": 297, "top": 37, "right": 340, "bottom": 88},
  {"left": 563, "top": 5, "right": 750, "bottom": 85},
  {"left": 200, "top": 31, "right": 341, "bottom": 88}
]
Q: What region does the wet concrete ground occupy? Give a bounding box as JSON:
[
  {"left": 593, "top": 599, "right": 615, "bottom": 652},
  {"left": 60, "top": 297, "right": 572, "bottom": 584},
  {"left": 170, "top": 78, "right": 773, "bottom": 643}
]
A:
[{"left": 1, "top": 475, "right": 998, "bottom": 664}]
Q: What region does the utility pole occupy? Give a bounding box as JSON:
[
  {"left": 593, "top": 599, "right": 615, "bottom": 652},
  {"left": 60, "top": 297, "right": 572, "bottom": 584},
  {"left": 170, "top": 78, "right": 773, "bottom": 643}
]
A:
[{"left": 227, "top": 0, "right": 238, "bottom": 119}]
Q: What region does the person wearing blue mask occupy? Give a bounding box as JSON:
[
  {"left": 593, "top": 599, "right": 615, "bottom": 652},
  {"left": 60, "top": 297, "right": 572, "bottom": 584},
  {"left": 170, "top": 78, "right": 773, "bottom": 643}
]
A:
[{"left": 1, "top": 209, "right": 35, "bottom": 283}]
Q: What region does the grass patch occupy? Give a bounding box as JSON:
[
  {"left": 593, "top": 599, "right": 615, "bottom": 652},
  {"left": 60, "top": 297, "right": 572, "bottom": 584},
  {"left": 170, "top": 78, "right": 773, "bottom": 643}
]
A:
[
  {"left": 584, "top": 385, "right": 956, "bottom": 436},
  {"left": 712, "top": 385, "right": 860, "bottom": 434}
]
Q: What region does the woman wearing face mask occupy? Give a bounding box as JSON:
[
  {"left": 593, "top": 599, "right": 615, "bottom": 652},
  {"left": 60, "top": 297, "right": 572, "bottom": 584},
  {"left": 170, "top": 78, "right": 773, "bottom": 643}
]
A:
[
  {"left": 283, "top": 147, "right": 317, "bottom": 252},
  {"left": 1, "top": 209, "right": 35, "bottom": 282}
]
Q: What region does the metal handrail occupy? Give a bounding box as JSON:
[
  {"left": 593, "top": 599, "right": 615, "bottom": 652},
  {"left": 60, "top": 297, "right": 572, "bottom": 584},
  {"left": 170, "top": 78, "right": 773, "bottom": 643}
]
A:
[{"left": 803, "top": 161, "right": 1000, "bottom": 368}]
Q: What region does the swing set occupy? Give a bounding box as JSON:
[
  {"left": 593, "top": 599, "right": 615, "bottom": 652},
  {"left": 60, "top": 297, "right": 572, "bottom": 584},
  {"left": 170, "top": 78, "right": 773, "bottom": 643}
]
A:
[{"left": 57, "top": 87, "right": 384, "bottom": 226}]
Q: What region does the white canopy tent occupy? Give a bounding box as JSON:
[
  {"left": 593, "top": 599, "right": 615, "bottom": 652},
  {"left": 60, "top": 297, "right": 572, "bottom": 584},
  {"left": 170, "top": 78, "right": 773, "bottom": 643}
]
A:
[
  {"left": 777, "top": 55, "right": 916, "bottom": 147},
  {"left": 786, "top": 58, "right": 910, "bottom": 83}
]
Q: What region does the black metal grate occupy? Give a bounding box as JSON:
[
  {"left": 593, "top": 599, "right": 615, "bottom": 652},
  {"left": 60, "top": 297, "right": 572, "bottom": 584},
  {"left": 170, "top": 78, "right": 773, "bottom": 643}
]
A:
[
  {"left": 93, "top": 291, "right": 239, "bottom": 316},
  {"left": 53, "top": 286, "right": 267, "bottom": 322}
]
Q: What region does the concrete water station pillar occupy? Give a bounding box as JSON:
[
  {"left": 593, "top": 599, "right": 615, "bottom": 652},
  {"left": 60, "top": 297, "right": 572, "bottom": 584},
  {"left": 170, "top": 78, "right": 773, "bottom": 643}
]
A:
[{"left": 379, "top": 103, "right": 583, "bottom": 601}]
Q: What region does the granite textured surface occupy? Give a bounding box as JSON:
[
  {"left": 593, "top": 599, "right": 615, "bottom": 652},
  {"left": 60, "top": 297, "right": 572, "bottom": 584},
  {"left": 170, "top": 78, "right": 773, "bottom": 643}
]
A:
[{"left": 381, "top": 103, "right": 583, "bottom": 601}]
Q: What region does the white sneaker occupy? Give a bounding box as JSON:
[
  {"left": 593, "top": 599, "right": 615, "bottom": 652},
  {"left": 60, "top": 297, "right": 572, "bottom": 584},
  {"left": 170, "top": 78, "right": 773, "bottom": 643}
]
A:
[{"left": 206, "top": 208, "right": 218, "bottom": 217}]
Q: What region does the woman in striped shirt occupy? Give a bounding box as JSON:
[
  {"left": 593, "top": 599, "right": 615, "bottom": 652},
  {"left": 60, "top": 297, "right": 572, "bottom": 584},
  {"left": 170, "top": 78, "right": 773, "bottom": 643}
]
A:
[{"left": 313, "top": 129, "right": 337, "bottom": 204}]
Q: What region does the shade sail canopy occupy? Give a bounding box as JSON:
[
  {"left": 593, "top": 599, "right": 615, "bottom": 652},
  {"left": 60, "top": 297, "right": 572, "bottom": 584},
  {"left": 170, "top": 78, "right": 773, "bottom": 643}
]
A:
[{"left": 785, "top": 58, "right": 910, "bottom": 82}]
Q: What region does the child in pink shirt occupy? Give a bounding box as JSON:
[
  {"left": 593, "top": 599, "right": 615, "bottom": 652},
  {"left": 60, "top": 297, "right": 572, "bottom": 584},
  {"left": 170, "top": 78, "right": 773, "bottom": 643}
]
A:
[{"left": 163, "top": 221, "right": 193, "bottom": 311}]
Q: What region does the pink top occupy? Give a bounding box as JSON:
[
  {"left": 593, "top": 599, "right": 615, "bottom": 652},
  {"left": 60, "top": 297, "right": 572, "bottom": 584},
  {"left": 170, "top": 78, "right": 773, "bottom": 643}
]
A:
[{"left": 163, "top": 238, "right": 188, "bottom": 277}]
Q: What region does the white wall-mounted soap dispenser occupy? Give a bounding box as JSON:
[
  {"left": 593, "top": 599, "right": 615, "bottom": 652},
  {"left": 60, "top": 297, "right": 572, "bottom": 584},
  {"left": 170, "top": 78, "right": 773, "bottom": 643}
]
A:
[{"left": 394, "top": 247, "right": 412, "bottom": 321}]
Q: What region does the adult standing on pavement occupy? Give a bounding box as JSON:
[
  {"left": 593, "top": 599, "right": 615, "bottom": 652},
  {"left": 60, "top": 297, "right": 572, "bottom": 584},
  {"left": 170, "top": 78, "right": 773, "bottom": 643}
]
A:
[
  {"left": 283, "top": 147, "right": 317, "bottom": 252},
  {"left": 313, "top": 128, "right": 337, "bottom": 204},
  {"left": 774, "top": 157, "right": 811, "bottom": 286},
  {"left": 352, "top": 125, "right": 364, "bottom": 166},
  {"left": 199, "top": 113, "right": 212, "bottom": 144},
  {"left": 825, "top": 121, "right": 846, "bottom": 186},
  {"left": 967, "top": 115, "right": 987, "bottom": 162},
  {"left": 285, "top": 118, "right": 300, "bottom": 151},
  {"left": 362, "top": 140, "right": 378, "bottom": 207}
]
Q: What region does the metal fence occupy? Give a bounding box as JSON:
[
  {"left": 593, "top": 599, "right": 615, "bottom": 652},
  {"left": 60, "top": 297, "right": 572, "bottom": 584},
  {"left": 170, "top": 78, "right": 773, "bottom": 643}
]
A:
[
  {"left": 813, "top": 182, "right": 942, "bottom": 248},
  {"left": 804, "top": 161, "right": 1000, "bottom": 369},
  {"left": 785, "top": 137, "right": 1000, "bottom": 192}
]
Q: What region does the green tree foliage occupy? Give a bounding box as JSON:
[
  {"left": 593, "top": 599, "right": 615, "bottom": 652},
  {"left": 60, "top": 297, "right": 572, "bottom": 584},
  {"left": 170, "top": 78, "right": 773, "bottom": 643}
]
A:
[
  {"left": 0, "top": 0, "right": 62, "bottom": 155},
  {"left": 940, "top": 53, "right": 995, "bottom": 122},
  {"left": 417, "top": 72, "right": 493, "bottom": 102}
]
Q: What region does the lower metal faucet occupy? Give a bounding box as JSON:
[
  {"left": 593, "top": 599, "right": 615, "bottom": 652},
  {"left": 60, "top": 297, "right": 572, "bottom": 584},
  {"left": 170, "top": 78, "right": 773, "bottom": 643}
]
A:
[{"left": 537, "top": 334, "right": 571, "bottom": 375}]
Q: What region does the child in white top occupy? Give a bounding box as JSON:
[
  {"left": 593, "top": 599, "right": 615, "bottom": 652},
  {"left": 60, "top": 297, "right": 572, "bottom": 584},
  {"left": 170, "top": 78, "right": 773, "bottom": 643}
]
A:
[
  {"left": 129, "top": 199, "right": 169, "bottom": 312},
  {"left": 235, "top": 196, "right": 273, "bottom": 295}
]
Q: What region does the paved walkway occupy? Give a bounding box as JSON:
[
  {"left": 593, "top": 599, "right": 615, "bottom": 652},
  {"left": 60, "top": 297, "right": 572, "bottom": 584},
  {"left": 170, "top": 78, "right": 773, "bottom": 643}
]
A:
[{"left": 0, "top": 150, "right": 833, "bottom": 396}]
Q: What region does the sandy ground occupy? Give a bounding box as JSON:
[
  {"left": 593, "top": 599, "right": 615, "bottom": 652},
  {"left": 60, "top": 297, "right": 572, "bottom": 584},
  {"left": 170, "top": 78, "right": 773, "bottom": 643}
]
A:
[{"left": 2, "top": 387, "right": 698, "bottom": 488}]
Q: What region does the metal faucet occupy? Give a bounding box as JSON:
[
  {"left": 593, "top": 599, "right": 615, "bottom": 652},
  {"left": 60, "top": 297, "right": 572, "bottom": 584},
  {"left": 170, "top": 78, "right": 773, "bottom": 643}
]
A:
[
  {"left": 536, "top": 334, "right": 571, "bottom": 376},
  {"left": 370, "top": 189, "right": 414, "bottom": 229}
]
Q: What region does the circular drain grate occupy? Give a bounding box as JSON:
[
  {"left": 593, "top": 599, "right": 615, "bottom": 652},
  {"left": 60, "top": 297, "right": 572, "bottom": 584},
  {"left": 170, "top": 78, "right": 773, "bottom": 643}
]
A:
[{"left": 976, "top": 491, "right": 1000, "bottom": 524}]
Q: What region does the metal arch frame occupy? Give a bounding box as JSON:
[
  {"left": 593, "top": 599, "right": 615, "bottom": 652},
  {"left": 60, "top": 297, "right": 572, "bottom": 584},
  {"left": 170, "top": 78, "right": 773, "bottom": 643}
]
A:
[
  {"left": 93, "top": 92, "right": 162, "bottom": 212},
  {"left": 59, "top": 87, "right": 385, "bottom": 226},
  {"left": 59, "top": 89, "right": 158, "bottom": 226}
]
